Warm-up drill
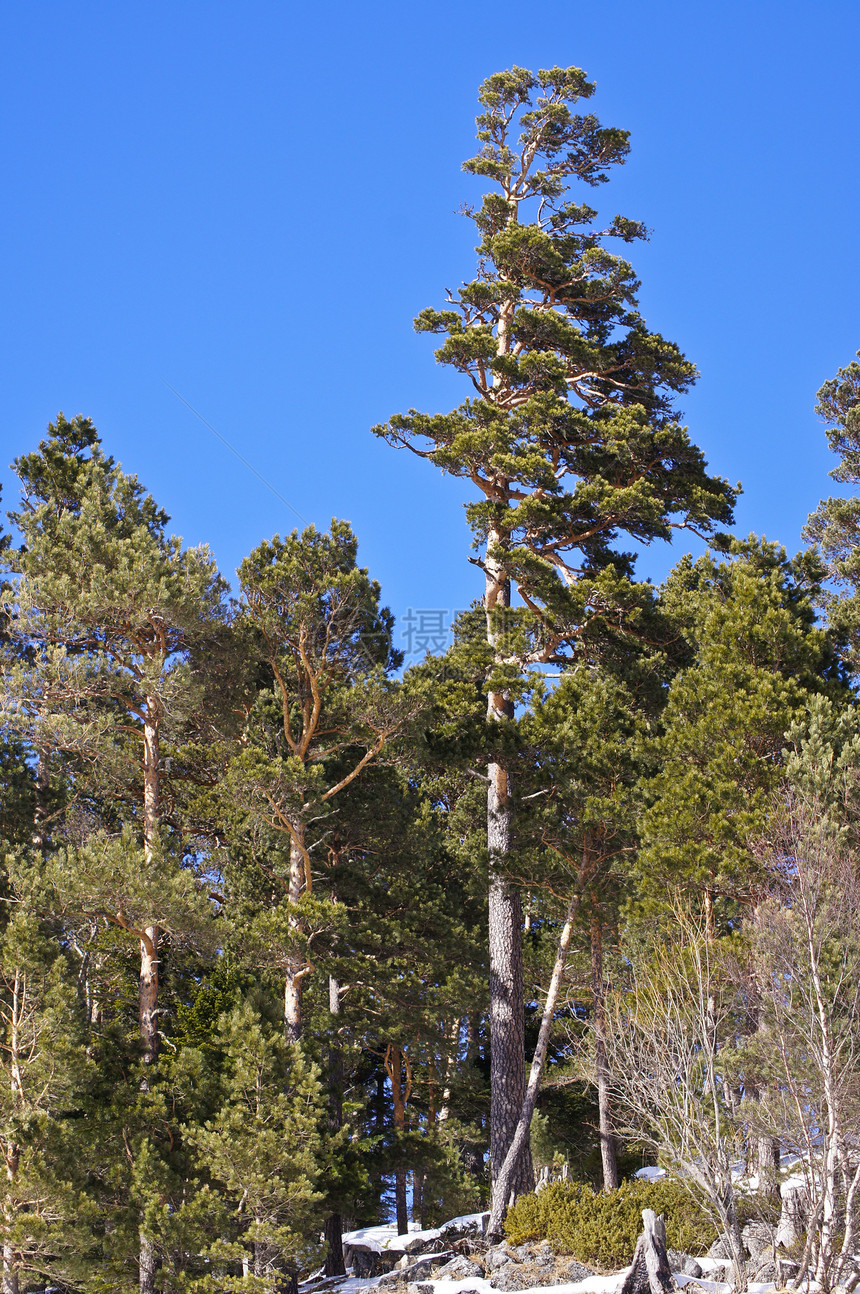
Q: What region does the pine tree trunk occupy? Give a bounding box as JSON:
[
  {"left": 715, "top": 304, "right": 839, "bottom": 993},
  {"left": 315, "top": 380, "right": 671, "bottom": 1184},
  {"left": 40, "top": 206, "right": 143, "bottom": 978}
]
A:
[
  {"left": 141, "top": 705, "right": 161, "bottom": 1064},
  {"left": 3, "top": 1146, "right": 19, "bottom": 1294},
  {"left": 284, "top": 826, "right": 307, "bottom": 1043},
  {"left": 139, "top": 926, "right": 159, "bottom": 1066},
  {"left": 590, "top": 904, "right": 619, "bottom": 1191},
  {"left": 324, "top": 975, "right": 346, "bottom": 1277},
  {"left": 139, "top": 1235, "right": 157, "bottom": 1294},
  {"left": 386, "top": 1045, "right": 411, "bottom": 1236},
  {"left": 487, "top": 891, "right": 579, "bottom": 1239},
  {"left": 485, "top": 532, "right": 532, "bottom": 1201},
  {"left": 31, "top": 746, "right": 49, "bottom": 851},
  {"left": 140, "top": 707, "right": 161, "bottom": 1293}
]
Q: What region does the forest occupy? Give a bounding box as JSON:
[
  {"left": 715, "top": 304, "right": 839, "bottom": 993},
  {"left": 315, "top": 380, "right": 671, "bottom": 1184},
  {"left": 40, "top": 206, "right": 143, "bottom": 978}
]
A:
[{"left": 2, "top": 64, "right": 860, "bottom": 1294}]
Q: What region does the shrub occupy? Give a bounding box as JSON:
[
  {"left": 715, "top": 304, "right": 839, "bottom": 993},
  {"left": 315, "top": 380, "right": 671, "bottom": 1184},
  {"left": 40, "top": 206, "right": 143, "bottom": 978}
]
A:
[{"left": 505, "top": 1177, "right": 719, "bottom": 1269}]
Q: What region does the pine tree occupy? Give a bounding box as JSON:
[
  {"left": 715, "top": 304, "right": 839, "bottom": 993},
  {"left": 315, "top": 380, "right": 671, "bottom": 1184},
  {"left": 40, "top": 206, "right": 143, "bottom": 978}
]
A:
[
  {"left": 185, "top": 1001, "right": 327, "bottom": 1292},
  {"left": 374, "top": 66, "right": 735, "bottom": 1204},
  {"left": 0, "top": 899, "right": 95, "bottom": 1294},
  {"left": 805, "top": 350, "right": 860, "bottom": 670},
  {"left": 223, "top": 521, "right": 404, "bottom": 1044},
  {"left": 1, "top": 414, "right": 229, "bottom": 1293},
  {"left": 638, "top": 537, "right": 838, "bottom": 927}
]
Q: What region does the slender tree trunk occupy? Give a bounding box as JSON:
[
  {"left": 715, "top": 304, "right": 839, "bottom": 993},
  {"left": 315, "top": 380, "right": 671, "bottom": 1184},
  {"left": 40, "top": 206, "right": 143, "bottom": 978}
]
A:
[
  {"left": 140, "top": 705, "right": 161, "bottom": 1294},
  {"left": 284, "top": 825, "right": 307, "bottom": 1043},
  {"left": 31, "top": 746, "right": 49, "bottom": 851},
  {"left": 438, "top": 1018, "right": 461, "bottom": 1124},
  {"left": 757, "top": 1135, "right": 779, "bottom": 1198},
  {"left": 3, "top": 972, "right": 22, "bottom": 1294},
  {"left": 324, "top": 975, "right": 346, "bottom": 1277},
  {"left": 385, "top": 1045, "right": 411, "bottom": 1237},
  {"left": 139, "top": 926, "right": 160, "bottom": 1067},
  {"left": 485, "top": 531, "right": 532, "bottom": 1200},
  {"left": 141, "top": 705, "right": 161, "bottom": 1065},
  {"left": 487, "top": 891, "right": 580, "bottom": 1239},
  {"left": 590, "top": 903, "right": 619, "bottom": 1191}
]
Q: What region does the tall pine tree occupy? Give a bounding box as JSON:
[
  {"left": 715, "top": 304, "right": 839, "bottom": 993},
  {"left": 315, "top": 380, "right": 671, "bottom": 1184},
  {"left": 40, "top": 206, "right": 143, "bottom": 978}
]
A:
[{"left": 374, "top": 66, "right": 735, "bottom": 1205}]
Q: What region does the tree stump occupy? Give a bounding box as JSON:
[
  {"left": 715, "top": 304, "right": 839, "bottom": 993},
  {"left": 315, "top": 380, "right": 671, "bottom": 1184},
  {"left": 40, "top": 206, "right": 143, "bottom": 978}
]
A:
[{"left": 618, "top": 1210, "right": 680, "bottom": 1294}]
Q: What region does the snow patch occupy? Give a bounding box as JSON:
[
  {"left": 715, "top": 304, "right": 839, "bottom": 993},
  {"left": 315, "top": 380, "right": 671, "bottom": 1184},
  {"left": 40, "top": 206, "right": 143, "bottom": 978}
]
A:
[{"left": 633, "top": 1166, "right": 666, "bottom": 1182}]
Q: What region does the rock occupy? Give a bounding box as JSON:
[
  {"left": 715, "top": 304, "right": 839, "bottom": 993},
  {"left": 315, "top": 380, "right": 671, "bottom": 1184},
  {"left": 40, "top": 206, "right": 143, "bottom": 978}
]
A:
[
  {"left": 347, "top": 1248, "right": 399, "bottom": 1279},
  {"left": 533, "top": 1242, "right": 553, "bottom": 1268},
  {"left": 552, "top": 1259, "right": 596, "bottom": 1284},
  {"left": 378, "top": 1270, "right": 408, "bottom": 1288},
  {"left": 666, "top": 1252, "right": 702, "bottom": 1278},
  {"left": 484, "top": 1247, "right": 512, "bottom": 1272},
  {"left": 401, "top": 1232, "right": 442, "bottom": 1255},
  {"left": 433, "top": 1255, "right": 484, "bottom": 1281},
  {"left": 491, "top": 1265, "right": 541, "bottom": 1291},
  {"left": 380, "top": 1254, "right": 452, "bottom": 1287},
  {"left": 706, "top": 1237, "right": 732, "bottom": 1260},
  {"left": 508, "top": 1244, "right": 534, "bottom": 1264},
  {"left": 440, "top": 1213, "right": 490, "bottom": 1242},
  {"left": 742, "top": 1221, "right": 775, "bottom": 1260}
]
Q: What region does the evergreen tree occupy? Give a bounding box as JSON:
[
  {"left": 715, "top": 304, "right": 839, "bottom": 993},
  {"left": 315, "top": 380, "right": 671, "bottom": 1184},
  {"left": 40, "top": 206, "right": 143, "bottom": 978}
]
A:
[
  {"left": 1, "top": 414, "right": 229, "bottom": 1294},
  {"left": 185, "top": 1001, "right": 327, "bottom": 1292},
  {"left": 638, "top": 537, "right": 838, "bottom": 927},
  {"left": 374, "top": 66, "right": 735, "bottom": 1204},
  {"left": 0, "top": 899, "right": 95, "bottom": 1294},
  {"left": 223, "top": 520, "right": 404, "bottom": 1043},
  {"left": 805, "top": 350, "right": 860, "bottom": 670}
]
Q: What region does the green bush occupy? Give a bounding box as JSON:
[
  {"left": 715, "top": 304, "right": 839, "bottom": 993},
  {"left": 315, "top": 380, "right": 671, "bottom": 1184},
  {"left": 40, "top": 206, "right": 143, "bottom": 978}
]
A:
[{"left": 505, "top": 1177, "right": 719, "bottom": 1269}]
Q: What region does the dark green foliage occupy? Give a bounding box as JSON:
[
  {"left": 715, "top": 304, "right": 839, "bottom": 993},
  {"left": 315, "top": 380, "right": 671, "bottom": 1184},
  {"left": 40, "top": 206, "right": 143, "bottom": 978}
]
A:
[
  {"left": 637, "top": 537, "right": 840, "bottom": 922},
  {"left": 805, "top": 351, "right": 860, "bottom": 671}
]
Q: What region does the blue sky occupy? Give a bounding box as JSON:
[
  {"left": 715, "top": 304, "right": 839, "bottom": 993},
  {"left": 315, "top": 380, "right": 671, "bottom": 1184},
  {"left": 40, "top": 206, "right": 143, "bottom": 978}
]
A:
[{"left": 2, "top": 2, "right": 859, "bottom": 664}]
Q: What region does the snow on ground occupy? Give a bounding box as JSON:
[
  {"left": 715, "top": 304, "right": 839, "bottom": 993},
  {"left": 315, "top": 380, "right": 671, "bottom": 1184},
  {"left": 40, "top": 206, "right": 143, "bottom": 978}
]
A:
[
  {"left": 633, "top": 1166, "right": 666, "bottom": 1182},
  {"left": 342, "top": 1214, "right": 489, "bottom": 1255}
]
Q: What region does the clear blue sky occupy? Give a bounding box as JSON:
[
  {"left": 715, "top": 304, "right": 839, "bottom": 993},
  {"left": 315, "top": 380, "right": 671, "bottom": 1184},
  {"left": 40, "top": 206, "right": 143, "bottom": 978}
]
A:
[{"left": 2, "top": 2, "right": 859, "bottom": 663}]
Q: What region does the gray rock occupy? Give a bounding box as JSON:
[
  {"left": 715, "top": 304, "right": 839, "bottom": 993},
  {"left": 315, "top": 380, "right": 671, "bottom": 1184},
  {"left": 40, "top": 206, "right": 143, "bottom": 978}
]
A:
[
  {"left": 490, "top": 1267, "right": 535, "bottom": 1292},
  {"left": 508, "top": 1245, "right": 534, "bottom": 1264},
  {"left": 484, "top": 1247, "right": 512, "bottom": 1272},
  {"left": 348, "top": 1248, "right": 399, "bottom": 1278},
  {"left": 742, "top": 1221, "right": 776, "bottom": 1260},
  {"left": 706, "top": 1237, "right": 732, "bottom": 1260},
  {"left": 377, "top": 1270, "right": 409, "bottom": 1288},
  {"left": 408, "top": 1253, "right": 456, "bottom": 1281},
  {"left": 433, "top": 1256, "right": 484, "bottom": 1281},
  {"left": 402, "top": 1233, "right": 443, "bottom": 1256},
  {"left": 552, "top": 1259, "right": 596, "bottom": 1284},
  {"left": 441, "top": 1213, "right": 491, "bottom": 1241},
  {"left": 533, "top": 1242, "right": 553, "bottom": 1268},
  {"left": 667, "top": 1251, "right": 703, "bottom": 1278}
]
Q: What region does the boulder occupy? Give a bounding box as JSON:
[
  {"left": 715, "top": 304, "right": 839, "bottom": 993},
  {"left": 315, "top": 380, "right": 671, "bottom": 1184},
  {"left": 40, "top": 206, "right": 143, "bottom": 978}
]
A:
[
  {"left": 706, "top": 1237, "right": 732, "bottom": 1261},
  {"left": 742, "top": 1221, "right": 775, "bottom": 1260},
  {"left": 379, "top": 1253, "right": 456, "bottom": 1287},
  {"left": 532, "top": 1241, "right": 553, "bottom": 1268},
  {"left": 401, "top": 1231, "right": 443, "bottom": 1256},
  {"left": 491, "top": 1265, "right": 543, "bottom": 1291},
  {"left": 346, "top": 1247, "right": 399, "bottom": 1279},
  {"left": 440, "top": 1213, "right": 490, "bottom": 1242},
  {"left": 666, "top": 1252, "right": 702, "bottom": 1278},
  {"left": 553, "top": 1259, "right": 597, "bottom": 1284},
  {"left": 484, "top": 1246, "right": 512, "bottom": 1272},
  {"left": 433, "top": 1255, "right": 484, "bottom": 1281}
]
